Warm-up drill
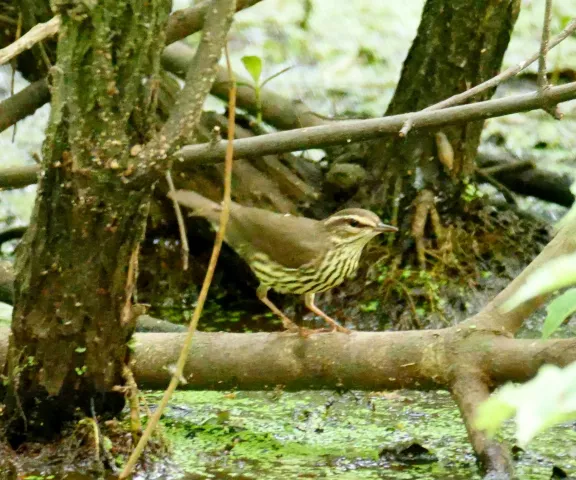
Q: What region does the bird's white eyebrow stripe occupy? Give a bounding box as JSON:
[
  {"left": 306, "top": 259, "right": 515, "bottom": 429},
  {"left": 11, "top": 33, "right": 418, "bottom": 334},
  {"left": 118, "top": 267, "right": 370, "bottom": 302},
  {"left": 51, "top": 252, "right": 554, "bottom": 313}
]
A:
[{"left": 324, "top": 215, "right": 375, "bottom": 227}]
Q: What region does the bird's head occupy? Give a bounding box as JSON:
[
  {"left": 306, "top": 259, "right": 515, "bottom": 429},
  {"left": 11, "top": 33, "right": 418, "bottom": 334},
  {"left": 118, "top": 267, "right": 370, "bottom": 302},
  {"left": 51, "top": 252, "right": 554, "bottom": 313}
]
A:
[{"left": 322, "top": 208, "right": 398, "bottom": 246}]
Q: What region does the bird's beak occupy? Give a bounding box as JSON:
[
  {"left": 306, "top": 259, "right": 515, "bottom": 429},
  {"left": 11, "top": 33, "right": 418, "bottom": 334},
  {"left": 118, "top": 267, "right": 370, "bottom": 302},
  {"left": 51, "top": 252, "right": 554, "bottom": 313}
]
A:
[{"left": 375, "top": 223, "right": 398, "bottom": 233}]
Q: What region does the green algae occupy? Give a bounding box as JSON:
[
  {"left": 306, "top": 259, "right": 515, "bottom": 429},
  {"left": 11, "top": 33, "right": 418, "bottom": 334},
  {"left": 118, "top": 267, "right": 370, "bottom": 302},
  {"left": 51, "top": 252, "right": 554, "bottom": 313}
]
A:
[{"left": 147, "top": 389, "right": 576, "bottom": 479}]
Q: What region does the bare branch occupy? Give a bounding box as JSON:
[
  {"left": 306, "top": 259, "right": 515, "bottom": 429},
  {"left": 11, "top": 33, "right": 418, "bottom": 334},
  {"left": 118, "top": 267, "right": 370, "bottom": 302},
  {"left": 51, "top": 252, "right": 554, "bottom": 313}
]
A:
[
  {"left": 4, "top": 85, "right": 576, "bottom": 201},
  {"left": 0, "top": 226, "right": 27, "bottom": 246},
  {"left": 487, "top": 336, "right": 576, "bottom": 384},
  {"left": 166, "top": 171, "right": 189, "bottom": 270},
  {"left": 0, "top": 16, "right": 60, "bottom": 66},
  {"left": 0, "top": 165, "right": 39, "bottom": 189},
  {"left": 0, "top": 326, "right": 575, "bottom": 393},
  {"left": 173, "top": 81, "right": 576, "bottom": 165},
  {"left": 85, "top": 332, "right": 576, "bottom": 391},
  {"left": 0, "top": 79, "right": 49, "bottom": 134},
  {"left": 166, "top": 0, "right": 263, "bottom": 45}
]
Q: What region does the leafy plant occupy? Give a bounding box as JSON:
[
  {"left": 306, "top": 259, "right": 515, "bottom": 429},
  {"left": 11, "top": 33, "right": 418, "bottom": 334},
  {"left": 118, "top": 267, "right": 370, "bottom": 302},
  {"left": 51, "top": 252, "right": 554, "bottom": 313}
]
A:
[
  {"left": 543, "top": 288, "right": 576, "bottom": 339},
  {"left": 476, "top": 248, "right": 576, "bottom": 445},
  {"left": 475, "top": 362, "right": 576, "bottom": 447},
  {"left": 241, "top": 55, "right": 292, "bottom": 124}
]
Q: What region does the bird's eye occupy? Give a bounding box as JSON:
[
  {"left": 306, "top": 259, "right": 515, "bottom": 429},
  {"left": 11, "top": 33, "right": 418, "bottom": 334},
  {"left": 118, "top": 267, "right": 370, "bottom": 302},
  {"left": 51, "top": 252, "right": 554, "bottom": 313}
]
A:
[{"left": 348, "top": 220, "right": 361, "bottom": 228}]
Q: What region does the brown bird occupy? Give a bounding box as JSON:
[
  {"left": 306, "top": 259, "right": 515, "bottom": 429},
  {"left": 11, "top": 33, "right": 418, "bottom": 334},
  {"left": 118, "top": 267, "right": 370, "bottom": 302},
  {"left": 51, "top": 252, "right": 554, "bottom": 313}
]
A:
[{"left": 169, "top": 190, "right": 398, "bottom": 334}]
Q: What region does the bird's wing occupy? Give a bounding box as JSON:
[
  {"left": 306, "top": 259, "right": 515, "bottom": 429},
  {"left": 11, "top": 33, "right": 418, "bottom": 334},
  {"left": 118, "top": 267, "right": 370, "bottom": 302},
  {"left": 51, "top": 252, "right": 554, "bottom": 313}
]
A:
[
  {"left": 228, "top": 207, "right": 326, "bottom": 269},
  {"left": 169, "top": 190, "right": 325, "bottom": 268}
]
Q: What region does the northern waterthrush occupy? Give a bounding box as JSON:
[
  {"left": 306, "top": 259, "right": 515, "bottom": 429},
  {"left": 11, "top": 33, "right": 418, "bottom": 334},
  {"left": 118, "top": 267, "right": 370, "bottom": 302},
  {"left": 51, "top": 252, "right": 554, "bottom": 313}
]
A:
[{"left": 169, "top": 190, "right": 397, "bottom": 334}]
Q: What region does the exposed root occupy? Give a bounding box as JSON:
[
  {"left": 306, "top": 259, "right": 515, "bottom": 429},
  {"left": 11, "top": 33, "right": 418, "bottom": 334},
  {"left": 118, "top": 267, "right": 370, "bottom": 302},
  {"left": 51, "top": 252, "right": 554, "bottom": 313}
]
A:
[
  {"left": 410, "top": 189, "right": 451, "bottom": 270},
  {"left": 411, "top": 190, "right": 433, "bottom": 269}
]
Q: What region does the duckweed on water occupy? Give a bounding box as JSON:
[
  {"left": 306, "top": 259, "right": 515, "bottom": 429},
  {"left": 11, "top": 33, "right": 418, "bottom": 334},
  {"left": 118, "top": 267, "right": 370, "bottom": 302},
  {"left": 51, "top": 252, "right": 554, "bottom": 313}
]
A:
[{"left": 145, "top": 389, "right": 576, "bottom": 479}]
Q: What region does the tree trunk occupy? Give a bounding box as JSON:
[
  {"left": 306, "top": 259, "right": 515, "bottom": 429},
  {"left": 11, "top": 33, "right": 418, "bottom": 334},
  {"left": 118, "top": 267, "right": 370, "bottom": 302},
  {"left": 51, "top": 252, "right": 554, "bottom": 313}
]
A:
[
  {"left": 359, "top": 0, "right": 521, "bottom": 221},
  {"left": 1, "top": 0, "right": 170, "bottom": 443}
]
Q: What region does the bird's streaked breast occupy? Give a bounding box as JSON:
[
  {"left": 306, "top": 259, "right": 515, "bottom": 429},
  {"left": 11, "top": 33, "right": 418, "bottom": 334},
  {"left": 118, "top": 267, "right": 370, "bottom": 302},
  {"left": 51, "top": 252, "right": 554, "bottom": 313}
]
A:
[{"left": 248, "top": 243, "right": 365, "bottom": 294}]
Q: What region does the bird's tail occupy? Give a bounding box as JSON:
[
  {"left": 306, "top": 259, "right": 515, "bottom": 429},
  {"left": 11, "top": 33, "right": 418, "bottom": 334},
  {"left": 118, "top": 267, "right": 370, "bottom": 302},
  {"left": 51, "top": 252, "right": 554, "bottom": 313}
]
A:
[{"left": 167, "top": 190, "right": 222, "bottom": 224}]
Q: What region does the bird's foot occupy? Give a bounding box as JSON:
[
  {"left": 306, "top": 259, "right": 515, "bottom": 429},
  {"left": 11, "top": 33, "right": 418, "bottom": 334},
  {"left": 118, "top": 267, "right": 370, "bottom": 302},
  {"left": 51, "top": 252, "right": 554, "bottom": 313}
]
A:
[
  {"left": 278, "top": 325, "right": 312, "bottom": 337},
  {"left": 300, "top": 325, "right": 352, "bottom": 337},
  {"left": 315, "top": 319, "right": 351, "bottom": 334},
  {"left": 318, "top": 323, "right": 350, "bottom": 334},
  {"left": 332, "top": 324, "right": 351, "bottom": 334},
  {"left": 280, "top": 322, "right": 300, "bottom": 334},
  {"left": 297, "top": 327, "right": 315, "bottom": 338},
  {"left": 277, "top": 312, "right": 350, "bottom": 336}
]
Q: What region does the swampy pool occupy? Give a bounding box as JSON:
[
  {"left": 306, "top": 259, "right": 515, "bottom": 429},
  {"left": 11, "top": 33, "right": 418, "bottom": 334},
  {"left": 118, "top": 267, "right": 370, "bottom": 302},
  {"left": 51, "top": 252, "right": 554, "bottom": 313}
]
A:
[{"left": 142, "top": 389, "right": 576, "bottom": 479}]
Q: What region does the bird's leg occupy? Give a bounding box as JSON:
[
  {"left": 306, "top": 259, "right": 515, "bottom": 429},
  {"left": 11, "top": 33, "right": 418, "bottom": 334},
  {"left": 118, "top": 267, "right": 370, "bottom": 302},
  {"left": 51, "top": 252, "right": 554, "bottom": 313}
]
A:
[
  {"left": 304, "top": 293, "right": 351, "bottom": 334},
  {"left": 257, "top": 285, "right": 303, "bottom": 334}
]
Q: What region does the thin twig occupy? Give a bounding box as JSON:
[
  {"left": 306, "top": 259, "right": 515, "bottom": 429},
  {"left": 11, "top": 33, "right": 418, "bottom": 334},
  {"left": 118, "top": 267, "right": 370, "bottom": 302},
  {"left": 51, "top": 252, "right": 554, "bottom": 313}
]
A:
[
  {"left": 89, "top": 400, "right": 101, "bottom": 461},
  {"left": 537, "top": 0, "right": 562, "bottom": 119},
  {"left": 399, "top": 16, "right": 576, "bottom": 135},
  {"left": 475, "top": 168, "right": 517, "bottom": 205},
  {"left": 394, "top": 280, "right": 422, "bottom": 329},
  {"left": 538, "top": 0, "right": 553, "bottom": 92},
  {"left": 0, "top": 16, "right": 60, "bottom": 66},
  {"left": 166, "top": 170, "right": 189, "bottom": 270},
  {"left": 399, "top": 119, "right": 413, "bottom": 137},
  {"left": 122, "top": 365, "right": 143, "bottom": 444},
  {"left": 10, "top": 12, "right": 22, "bottom": 143},
  {"left": 118, "top": 39, "right": 237, "bottom": 479},
  {"left": 89, "top": 397, "right": 116, "bottom": 472}
]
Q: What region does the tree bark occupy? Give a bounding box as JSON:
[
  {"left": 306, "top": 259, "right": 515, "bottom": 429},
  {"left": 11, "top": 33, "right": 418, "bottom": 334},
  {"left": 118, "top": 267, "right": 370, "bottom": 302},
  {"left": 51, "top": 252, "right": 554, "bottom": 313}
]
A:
[
  {"left": 359, "top": 0, "right": 521, "bottom": 218},
  {"left": 1, "top": 0, "right": 171, "bottom": 442}
]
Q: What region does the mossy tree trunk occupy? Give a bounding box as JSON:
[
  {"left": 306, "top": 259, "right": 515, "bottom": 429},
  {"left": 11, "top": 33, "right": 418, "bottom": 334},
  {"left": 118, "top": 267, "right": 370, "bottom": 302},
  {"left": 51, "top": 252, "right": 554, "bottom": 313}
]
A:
[
  {"left": 358, "top": 0, "right": 521, "bottom": 229},
  {"left": 1, "top": 0, "right": 171, "bottom": 443}
]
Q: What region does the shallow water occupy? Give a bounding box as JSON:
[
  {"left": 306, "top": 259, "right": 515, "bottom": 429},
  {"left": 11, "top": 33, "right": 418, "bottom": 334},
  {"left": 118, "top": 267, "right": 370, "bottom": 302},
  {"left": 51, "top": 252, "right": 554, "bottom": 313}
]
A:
[{"left": 140, "top": 389, "right": 576, "bottom": 479}]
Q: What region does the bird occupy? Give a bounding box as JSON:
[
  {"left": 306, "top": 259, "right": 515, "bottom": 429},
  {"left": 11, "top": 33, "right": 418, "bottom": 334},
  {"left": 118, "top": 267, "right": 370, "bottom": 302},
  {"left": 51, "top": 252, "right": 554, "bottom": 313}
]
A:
[{"left": 168, "top": 190, "right": 398, "bottom": 334}]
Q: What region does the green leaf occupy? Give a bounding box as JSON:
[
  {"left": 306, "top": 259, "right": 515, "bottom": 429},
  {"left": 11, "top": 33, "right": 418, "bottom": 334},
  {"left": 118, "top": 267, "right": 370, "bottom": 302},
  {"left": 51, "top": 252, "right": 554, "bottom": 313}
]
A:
[
  {"left": 476, "top": 362, "right": 576, "bottom": 447},
  {"left": 241, "top": 55, "right": 263, "bottom": 84},
  {"left": 359, "top": 300, "right": 379, "bottom": 312},
  {"left": 475, "top": 394, "right": 516, "bottom": 437},
  {"left": 501, "top": 252, "right": 576, "bottom": 313},
  {"left": 543, "top": 288, "right": 576, "bottom": 339}
]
